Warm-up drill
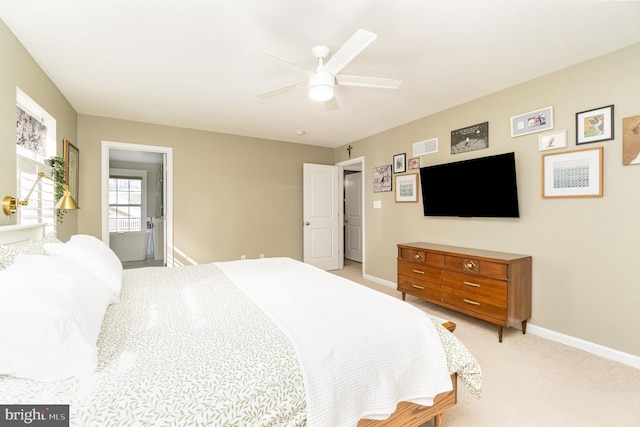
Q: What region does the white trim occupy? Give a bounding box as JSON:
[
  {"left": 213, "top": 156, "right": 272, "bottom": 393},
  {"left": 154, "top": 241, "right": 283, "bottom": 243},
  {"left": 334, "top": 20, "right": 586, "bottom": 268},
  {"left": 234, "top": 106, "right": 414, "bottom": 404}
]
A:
[
  {"left": 364, "top": 271, "right": 640, "bottom": 370},
  {"left": 526, "top": 324, "right": 640, "bottom": 370},
  {"left": 336, "top": 156, "right": 365, "bottom": 273},
  {"left": 0, "top": 224, "right": 45, "bottom": 246},
  {"left": 101, "top": 141, "right": 173, "bottom": 266},
  {"left": 363, "top": 272, "right": 395, "bottom": 288}
]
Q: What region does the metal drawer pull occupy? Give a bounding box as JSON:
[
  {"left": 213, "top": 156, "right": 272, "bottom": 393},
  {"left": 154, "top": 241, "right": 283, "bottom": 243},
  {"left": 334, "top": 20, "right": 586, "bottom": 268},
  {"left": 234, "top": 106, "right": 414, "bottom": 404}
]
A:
[
  {"left": 463, "top": 281, "right": 480, "bottom": 288},
  {"left": 463, "top": 259, "right": 479, "bottom": 271},
  {"left": 463, "top": 299, "right": 480, "bottom": 306},
  {"left": 412, "top": 269, "right": 425, "bottom": 274},
  {"left": 412, "top": 284, "right": 425, "bottom": 290}
]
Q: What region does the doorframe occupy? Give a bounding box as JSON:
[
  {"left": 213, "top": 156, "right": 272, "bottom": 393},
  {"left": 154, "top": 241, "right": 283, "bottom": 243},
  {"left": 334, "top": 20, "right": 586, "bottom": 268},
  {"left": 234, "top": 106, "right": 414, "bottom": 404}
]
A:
[
  {"left": 336, "top": 156, "right": 365, "bottom": 272},
  {"left": 101, "top": 141, "right": 174, "bottom": 266}
]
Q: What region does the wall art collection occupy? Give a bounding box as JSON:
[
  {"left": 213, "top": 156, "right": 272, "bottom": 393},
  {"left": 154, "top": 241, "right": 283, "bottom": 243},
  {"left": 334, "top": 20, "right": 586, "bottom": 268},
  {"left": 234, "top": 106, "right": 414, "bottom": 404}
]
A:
[{"left": 375, "top": 102, "right": 637, "bottom": 200}]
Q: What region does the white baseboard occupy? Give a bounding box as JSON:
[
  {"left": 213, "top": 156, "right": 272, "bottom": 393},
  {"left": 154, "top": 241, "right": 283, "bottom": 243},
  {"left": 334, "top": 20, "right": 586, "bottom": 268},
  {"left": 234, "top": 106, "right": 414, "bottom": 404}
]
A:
[
  {"left": 363, "top": 272, "right": 640, "bottom": 370},
  {"left": 526, "top": 324, "right": 640, "bottom": 370},
  {"left": 363, "top": 272, "right": 396, "bottom": 288}
]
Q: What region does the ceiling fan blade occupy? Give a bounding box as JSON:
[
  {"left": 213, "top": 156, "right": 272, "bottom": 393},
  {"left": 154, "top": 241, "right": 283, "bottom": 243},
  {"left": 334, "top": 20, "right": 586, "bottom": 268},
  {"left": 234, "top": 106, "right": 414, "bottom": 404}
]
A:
[
  {"left": 324, "top": 97, "right": 339, "bottom": 111},
  {"left": 256, "top": 80, "right": 307, "bottom": 99},
  {"left": 336, "top": 74, "right": 403, "bottom": 89},
  {"left": 323, "top": 29, "right": 377, "bottom": 76},
  {"left": 248, "top": 47, "right": 310, "bottom": 76}
]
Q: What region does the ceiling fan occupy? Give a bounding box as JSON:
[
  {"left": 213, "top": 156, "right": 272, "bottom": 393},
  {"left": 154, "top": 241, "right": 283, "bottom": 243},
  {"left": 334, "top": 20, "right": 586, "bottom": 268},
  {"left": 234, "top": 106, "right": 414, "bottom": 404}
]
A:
[{"left": 252, "top": 29, "right": 403, "bottom": 109}]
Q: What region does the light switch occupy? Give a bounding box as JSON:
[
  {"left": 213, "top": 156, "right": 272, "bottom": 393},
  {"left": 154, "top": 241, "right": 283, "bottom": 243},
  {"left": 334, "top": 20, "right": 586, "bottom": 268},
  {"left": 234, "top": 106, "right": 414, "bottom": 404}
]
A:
[{"left": 373, "top": 200, "right": 382, "bottom": 209}]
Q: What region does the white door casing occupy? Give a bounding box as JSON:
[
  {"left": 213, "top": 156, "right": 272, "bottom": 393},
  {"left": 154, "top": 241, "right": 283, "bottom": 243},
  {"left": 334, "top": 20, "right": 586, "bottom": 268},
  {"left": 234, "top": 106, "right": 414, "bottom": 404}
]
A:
[
  {"left": 101, "top": 140, "right": 174, "bottom": 266},
  {"left": 303, "top": 163, "right": 341, "bottom": 270},
  {"left": 344, "top": 172, "right": 362, "bottom": 262}
]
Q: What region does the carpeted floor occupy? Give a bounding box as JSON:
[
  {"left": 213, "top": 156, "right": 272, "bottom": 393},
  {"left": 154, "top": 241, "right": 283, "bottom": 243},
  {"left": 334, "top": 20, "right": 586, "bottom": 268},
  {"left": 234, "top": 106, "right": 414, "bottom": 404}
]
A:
[{"left": 332, "top": 261, "right": 640, "bottom": 427}]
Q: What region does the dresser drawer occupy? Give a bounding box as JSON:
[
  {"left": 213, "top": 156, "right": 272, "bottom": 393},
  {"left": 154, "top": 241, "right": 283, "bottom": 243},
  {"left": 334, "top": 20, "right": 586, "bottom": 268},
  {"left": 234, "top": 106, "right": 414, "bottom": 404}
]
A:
[
  {"left": 443, "top": 288, "right": 507, "bottom": 321},
  {"left": 443, "top": 270, "right": 507, "bottom": 300},
  {"left": 444, "top": 255, "right": 507, "bottom": 279},
  {"left": 398, "top": 261, "right": 442, "bottom": 283},
  {"left": 398, "top": 247, "right": 444, "bottom": 267},
  {"left": 398, "top": 275, "right": 442, "bottom": 301}
]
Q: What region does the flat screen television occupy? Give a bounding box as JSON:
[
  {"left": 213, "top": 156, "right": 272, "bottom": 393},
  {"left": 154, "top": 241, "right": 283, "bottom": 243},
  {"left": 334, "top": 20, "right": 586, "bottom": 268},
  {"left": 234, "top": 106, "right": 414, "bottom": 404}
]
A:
[{"left": 419, "top": 152, "right": 520, "bottom": 218}]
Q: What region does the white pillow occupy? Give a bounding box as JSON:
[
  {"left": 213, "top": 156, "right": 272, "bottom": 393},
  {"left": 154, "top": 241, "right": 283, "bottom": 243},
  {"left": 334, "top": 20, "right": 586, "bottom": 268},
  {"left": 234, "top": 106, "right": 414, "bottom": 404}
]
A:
[
  {"left": 44, "top": 234, "right": 123, "bottom": 302},
  {"left": 0, "top": 233, "right": 62, "bottom": 270},
  {"left": 0, "top": 254, "right": 113, "bottom": 381}
]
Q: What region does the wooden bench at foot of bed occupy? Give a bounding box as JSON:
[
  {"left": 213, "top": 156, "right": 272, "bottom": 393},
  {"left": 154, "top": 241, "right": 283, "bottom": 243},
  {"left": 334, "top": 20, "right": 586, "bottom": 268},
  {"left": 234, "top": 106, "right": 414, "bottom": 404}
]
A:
[
  {"left": 358, "top": 319, "right": 458, "bottom": 427},
  {"left": 441, "top": 321, "right": 456, "bottom": 332},
  {"left": 357, "top": 374, "right": 457, "bottom": 427}
]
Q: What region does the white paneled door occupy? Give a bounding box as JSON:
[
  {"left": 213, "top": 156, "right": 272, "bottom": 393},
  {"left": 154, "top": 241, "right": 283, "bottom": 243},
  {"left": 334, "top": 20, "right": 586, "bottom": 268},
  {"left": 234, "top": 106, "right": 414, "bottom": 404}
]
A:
[{"left": 303, "top": 163, "right": 341, "bottom": 270}]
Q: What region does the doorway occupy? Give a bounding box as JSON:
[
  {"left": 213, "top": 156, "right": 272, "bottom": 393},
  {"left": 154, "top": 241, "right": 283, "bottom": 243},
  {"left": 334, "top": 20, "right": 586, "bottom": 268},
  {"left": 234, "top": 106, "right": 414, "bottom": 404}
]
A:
[
  {"left": 337, "top": 156, "right": 364, "bottom": 273},
  {"left": 101, "top": 141, "right": 174, "bottom": 267}
]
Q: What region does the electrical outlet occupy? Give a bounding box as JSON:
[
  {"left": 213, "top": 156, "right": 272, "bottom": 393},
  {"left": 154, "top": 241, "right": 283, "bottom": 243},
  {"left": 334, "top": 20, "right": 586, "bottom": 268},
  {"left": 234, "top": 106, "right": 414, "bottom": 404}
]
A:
[
  {"left": 240, "top": 255, "right": 246, "bottom": 260},
  {"left": 259, "top": 253, "right": 265, "bottom": 259}
]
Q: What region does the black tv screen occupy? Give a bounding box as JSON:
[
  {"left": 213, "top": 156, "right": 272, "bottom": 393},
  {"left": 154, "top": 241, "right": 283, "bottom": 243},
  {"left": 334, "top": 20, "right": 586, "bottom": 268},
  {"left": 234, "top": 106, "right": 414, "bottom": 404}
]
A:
[{"left": 419, "top": 152, "right": 520, "bottom": 218}]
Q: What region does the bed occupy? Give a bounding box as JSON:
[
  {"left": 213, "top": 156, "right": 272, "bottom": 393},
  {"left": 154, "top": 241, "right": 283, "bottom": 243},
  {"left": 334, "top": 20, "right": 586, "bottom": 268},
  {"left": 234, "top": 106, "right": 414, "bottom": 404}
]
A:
[{"left": 0, "top": 225, "right": 481, "bottom": 427}]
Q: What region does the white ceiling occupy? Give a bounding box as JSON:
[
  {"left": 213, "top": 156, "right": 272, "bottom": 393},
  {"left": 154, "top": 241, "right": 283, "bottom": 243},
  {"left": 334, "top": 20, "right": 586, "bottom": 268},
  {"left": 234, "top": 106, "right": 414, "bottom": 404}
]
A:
[{"left": 1, "top": 1, "right": 639, "bottom": 148}]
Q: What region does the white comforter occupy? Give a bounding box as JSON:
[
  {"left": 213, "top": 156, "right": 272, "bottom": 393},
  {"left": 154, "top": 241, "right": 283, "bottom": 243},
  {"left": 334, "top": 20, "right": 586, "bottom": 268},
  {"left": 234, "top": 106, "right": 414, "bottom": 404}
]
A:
[
  {"left": 1, "top": 258, "right": 480, "bottom": 427},
  {"left": 217, "top": 258, "right": 454, "bottom": 426}
]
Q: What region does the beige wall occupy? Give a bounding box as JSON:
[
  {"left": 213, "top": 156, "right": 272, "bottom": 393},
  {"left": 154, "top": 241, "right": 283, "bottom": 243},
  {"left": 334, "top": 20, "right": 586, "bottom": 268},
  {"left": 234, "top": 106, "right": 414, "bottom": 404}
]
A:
[
  {"left": 0, "top": 20, "right": 78, "bottom": 240},
  {"left": 77, "top": 115, "right": 334, "bottom": 264},
  {"left": 335, "top": 43, "right": 640, "bottom": 357}
]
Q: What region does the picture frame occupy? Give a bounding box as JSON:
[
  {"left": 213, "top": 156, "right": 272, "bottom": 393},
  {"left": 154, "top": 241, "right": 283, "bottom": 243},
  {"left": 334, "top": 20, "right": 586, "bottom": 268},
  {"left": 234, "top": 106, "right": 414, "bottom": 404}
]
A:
[
  {"left": 542, "top": 146, "right": 603, "bottom": 198},
  {"left": 622, "top": 114, "right": 640, "bottom": 165},
  {"left": 393, "top": 153, "right": 406, "bottom": 173},
  {"left": 576, "top": 105, "right": 614, "bottom": 145},
  {"left": 451, "top": 122, "right": 488, "bottom": 154},
  {"left": 510, "top": 106, "right": 554, "bottom": 137},
  {"left": 394, "top": 173, "right": 419, "bottom": 203},
  {"left": 408, "top": 157, "right": 420, "bottom": 170},
  {"left": 373, "top": 165, "right": 392, "bottom": 193},
  {"left": 63, "top": 138, "right": 79, "bottom": 204},
  {"left": 538, "top": 130, "right": 567, "bottom": 152}
]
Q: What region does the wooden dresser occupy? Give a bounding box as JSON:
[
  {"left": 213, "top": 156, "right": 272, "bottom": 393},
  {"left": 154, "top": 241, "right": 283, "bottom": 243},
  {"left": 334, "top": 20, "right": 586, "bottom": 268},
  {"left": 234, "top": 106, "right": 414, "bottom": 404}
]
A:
[{"left": 397, "top": 242, "right": 532, "bottom": 342}]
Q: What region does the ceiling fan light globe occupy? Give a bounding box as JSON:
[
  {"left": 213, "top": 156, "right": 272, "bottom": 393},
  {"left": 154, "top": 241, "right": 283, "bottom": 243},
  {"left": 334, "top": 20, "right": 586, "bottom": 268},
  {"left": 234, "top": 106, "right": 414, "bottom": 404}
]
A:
[
  {"left": 308, "top": 71, "right": 335, "bottom": 102},
  {"left": 308, "top": 85, "right": 334, "bottom": 102}
]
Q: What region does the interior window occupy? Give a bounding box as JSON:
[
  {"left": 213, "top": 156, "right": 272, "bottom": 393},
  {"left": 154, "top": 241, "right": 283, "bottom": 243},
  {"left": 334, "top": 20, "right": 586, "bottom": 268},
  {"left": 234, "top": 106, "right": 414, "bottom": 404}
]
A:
[
  {"left": 15, "top": 88, "right": 57, "bottom": 234},
  {"left": 109, "top": 176, "right": 144, "bottom": 232}
]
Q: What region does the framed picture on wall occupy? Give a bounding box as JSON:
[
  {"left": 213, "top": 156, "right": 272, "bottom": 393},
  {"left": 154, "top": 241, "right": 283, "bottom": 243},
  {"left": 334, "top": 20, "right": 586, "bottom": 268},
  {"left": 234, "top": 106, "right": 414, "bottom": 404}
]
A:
[
  {"left": 538, "top": 130, "right": 567, "bottom": 152},
  {"left": 394, "top": 173, "right": 419, "bottom": 203},
  {"left": 542, "top": 147, "right": 603, "bottom": 198},
  {"left": 576, "top": 105, "right": 614, "bottom": 145},
  {"left": 622, "top": 114, "right": 640, "bottom": 165},
  {"left": 393, "top": 153, "right": 406, "bottom": 173},
  {"left": 63, "top": 139, "right": 79, "bottom": 204},
  {"left": 510, "top": 106, "right": 554, "bottom": 137},
  {"left": 373, "top": 165, "right": 392, "bottom": 193},
  {"left": 451, "top": 122, "right": 488, "bottom": 154}
]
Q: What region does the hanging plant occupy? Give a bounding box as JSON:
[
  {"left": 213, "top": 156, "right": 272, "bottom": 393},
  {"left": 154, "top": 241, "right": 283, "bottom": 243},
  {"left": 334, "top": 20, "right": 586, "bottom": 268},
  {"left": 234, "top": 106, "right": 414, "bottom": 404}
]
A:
[{"left": 50, "top": 156, "right": 67, "bottom": 223}]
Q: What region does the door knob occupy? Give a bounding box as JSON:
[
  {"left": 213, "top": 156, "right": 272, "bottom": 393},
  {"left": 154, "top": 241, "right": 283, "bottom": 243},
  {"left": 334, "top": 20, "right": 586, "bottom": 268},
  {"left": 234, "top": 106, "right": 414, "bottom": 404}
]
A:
[{"left": 304, "top": 222, "right": 310, "bottom": 226}]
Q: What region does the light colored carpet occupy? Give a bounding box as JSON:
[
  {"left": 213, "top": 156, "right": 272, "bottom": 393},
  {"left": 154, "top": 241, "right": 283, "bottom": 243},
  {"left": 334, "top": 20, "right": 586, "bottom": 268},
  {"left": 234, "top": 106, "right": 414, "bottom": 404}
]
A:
[{"left": 332, "top": 261, "right": 640, "bottom": 427}]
